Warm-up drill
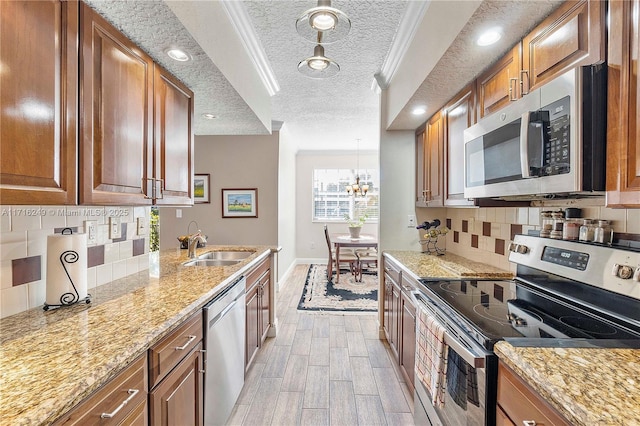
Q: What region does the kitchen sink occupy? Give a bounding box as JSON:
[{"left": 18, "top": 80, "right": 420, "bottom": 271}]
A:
[
  {"left": 197, "top": 251, "right": 254, "bottom": 261},
  {"left": 182, "top": 259, "right": 242, "bottom": 267}
]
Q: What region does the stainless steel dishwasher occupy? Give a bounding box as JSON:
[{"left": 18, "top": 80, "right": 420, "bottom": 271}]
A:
[{"left": 203, "top": 276, "right": 246, "bottom": 426}]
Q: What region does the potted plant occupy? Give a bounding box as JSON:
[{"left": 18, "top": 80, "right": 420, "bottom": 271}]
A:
[{"left": 344, "top": 212, "right": 368, "bottom": 238}]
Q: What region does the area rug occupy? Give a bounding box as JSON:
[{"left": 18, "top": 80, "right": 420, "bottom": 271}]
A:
[{"left": 297, "top": 264, "right": 378, "bottom": 312}]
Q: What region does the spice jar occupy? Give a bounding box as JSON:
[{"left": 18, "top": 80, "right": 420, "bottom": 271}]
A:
[
  {"left": 550, "top": 211, "right": 565, "bottom": 239},
  {"left": 594, "top": 220, "right": 612, "bottom": 244},
  {"left": 579, "top": 219, "right": 595, "bottom": 242},
  {"left": 540, "top": 211, "right": 553, "bottom": 238},
  {"left": 563, "top": 219, "right": 580, "bottom": 241}
]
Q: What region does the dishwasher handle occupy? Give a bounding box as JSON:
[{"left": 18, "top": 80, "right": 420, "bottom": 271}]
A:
[{"left": 209, "top": 298, "right": 240, "bottom": 327}]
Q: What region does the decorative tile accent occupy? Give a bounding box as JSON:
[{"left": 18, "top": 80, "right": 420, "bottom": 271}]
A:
[
  {"left": 12, "top": 256, "right": 41, "bottom": 286},
  {"left": 471, "top": 234, "right": 479, "bottom": 248},
  {"left": 510, "top": 224, "right": 523, "bottom": 241},
  {"left": 494, "top": 283, "right": 504, "bottom": 302},
  {"left": 483, "top": 221, "right": 491, "bottom": 236},
  {"left": 462, "top": 220, "right": 468, "bottom": 233},
  {"left": 446, "top": 218, "right": 451, "bottom": 229},
  {"left": 453, "top": 231, "right": 459, "bottom": 243},
  {"left": 495, "top": 238, "right": 505, "bottom": 255},
  {"left": 53, "top": 226, "right": 79, "bottom": 234},
  {"left": 88, "top": 245, "right": 105, "bottom": 268},
  {"left": 133, "top": 239, "right": 146, "bottom": 256}
]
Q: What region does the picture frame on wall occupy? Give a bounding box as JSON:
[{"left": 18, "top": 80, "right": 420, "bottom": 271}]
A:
[
  {"left": 222, "top": 188, "right": 258, "bottom": 218},
  {"left": 194, "top": 174, "right": 210, "bottom": 203}
]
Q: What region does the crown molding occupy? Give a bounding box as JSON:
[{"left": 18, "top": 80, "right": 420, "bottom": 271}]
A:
[
  {"left": 373, "top": 0, "right": 430, "bottom": 90},
  {"left": 221, "top": 0, "right": 280, "bottom": 96}
]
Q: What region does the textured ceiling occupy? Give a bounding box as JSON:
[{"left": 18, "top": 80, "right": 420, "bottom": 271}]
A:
[{"left": 82, "top": 0, "right": 564, "bottom": 151}]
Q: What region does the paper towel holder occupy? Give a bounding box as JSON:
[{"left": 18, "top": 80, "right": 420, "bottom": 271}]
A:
[{"left": 43, "top": 228, "right": 92, "bottom": 311}]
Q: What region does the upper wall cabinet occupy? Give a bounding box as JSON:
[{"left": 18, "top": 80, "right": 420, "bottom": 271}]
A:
[
  {"left": 476, "top": 45, "right": 522, "bottom": 119},
  {"left": 521, "top": 0, "right": 605, "bottom": 94},
  {"left": 416, "top": 112, "right": 444, "bottom": 207},
  {"left": 80, "top": 4, "right": 155, "bottom": 205},
  {"left": 444, "top": 83, "right": 476, "bottom": 206},
  {"left": 0, "top": 0, "right": 78, "bottom": 205},
  {"left": 606, "top": 0, "right": 640, "bottom": 208}
]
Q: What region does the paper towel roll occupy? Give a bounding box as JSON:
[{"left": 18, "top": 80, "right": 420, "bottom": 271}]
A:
[{"left": 45, "top": 230, "right": 87, "bottom": 306}]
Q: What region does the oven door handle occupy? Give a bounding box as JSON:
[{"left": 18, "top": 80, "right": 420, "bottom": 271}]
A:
[{"left": 411, "top": 291, "right": 486, "bottom": 368}]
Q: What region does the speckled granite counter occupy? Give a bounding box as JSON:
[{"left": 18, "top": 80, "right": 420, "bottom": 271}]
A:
[
  {"left": 495, "top": 341, "right": 640, "bottom": 425},
  {"left": 384, "top": 250, "right": 513, "bottom": 279},
  {"left": 0, "top": 245, "right": 275, "bottom": 426}
]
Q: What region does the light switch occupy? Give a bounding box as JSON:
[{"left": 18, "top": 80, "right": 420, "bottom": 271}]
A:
[
  {"left": 109, "top": 217, "right": 121, "bottom": 239},
  {"left": 408, "top": 214, "right": 416, "bottom": 228},
  {"left": 85, "top": 220, "right": 97, "bottom": 244},
  {"left": 136, "top": 217, "right": 147, "bottom": 236}
]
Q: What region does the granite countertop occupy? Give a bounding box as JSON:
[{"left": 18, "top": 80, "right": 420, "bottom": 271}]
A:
[
  {"left": 384, "top": 250, "right": 514, "bottom": 279},
  {"left": 495, "top": 341, "right": 640, "bottom": 425},
  {"left": 0, "top": 245, "right": 275, "bottom": 426}
]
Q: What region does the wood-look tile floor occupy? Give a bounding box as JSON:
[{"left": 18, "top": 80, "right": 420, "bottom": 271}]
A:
[{"left": 227, "top": 264, "right": 415, "bottom": 426}]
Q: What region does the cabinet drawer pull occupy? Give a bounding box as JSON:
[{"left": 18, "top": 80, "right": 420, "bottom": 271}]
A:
[
  {"left": 509, "top": 77, "right": 518, "bottom": 101},
  {"left": 402, "top": 285, "right": 412, "bottom": 291},
  {"left": 175, "top": 335, "right": 197, "bottom": 350},
  {"left": 142, "top": 178, "right": 155, "bottom": 199},
  {"left": 520, "top": 70, "right": 530, "bottom": 95},
  {"left": 100, "top": 388, "right": 139, "bottom": 418},
  {"left": 522, "top": 421, "right": 537, "bottom": 426},
  {"left": 156, "top": 178, "right": 165, "bottom": 200}
]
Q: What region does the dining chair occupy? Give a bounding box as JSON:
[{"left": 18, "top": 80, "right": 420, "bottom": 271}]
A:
[
  {"left": 324, "top": 224, "right": 358, "bottom": 282},
  {"left": 355, "top": 247, "right": 378, "bottom": 282}
]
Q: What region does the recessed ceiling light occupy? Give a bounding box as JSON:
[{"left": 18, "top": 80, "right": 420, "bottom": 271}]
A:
[
  {"left": 202, "top": 113, "right": 217, "bottom": 119},
  {"left": 477, "top": 28, "right": 502, "bottom": 46},
  {"left": 165, "top": 48, "right": 191, "bottom": 62},
  {"left": 412, "top": 106, "right": 427, "bottom": 115}
]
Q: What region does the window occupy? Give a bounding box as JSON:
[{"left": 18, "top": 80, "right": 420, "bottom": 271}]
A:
[{"left": 313, "top": 169, "right": 379, "bottom": 222}]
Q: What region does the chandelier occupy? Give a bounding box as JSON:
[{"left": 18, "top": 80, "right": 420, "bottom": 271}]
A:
[{"left": 346, "top": 139, "right": 369, "bottom": 196}]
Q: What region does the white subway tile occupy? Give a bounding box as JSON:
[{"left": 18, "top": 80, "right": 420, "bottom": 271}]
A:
[
  {"left": 599, "top": 207, "right": 628, "bottom": 233},
  {"left": 104, "top": 243, "right": 119, "bottom": 264},
  {"left": 133, "top": 207, "right": 147, "bottom": 219},
  {"left": 490, "top": 223, "right": 502, "bottom": 238},
  {"left": 1, "top": 207, "right": 11, "bottom": 233},
  {"left": 27, "top": 229, "right": 53, "bottom": 257},
  {"left": 1, "top": 285, "right": 28, "bottom": 318},
  {"left": 112, "top": 260, "right": 127, "bottom": 280},
  {"left": 11, "top": 206, "right": 42, "bottom": 232},
  {"left": 97, "top": 224, "right": 109, "bottom": 245},
  {"left": 41, "top": 206, "right": 67, "bottom": 229},
  {"left": 126, "top": 257, "right": 139, "bottom": 276},
  {"left": 494, "top": 208, "right": 506, "bottom": 224},
  {"left": 528, "top": 207, "right": 540, "bottom": 226},
  {"left": 64, "top": 207, "right": 87, "bottom": 227},
  {"left": 0, "top": 231, "right": 27, "bottom": 261},
  {"left": 500, "top": 223, "right": 511, "bottom": 240},
  {"left": 119, "top": 240, "right": 133, "bottom": 260},
  {"left": 27, "top": 280, "right": 46, "bottom": 309},
  {"left": 477, "top": 208, "right": 487, "bottom": 221},
  {"left": 505, "top": 207, "right": 517, "bottom": 224},
  {"left": 485, "top": 208, "right": 496, "bottom": 222},
  {"left": 627, "top": 210, "right": 640, "bottom": 234},
  {"left": 96, "top": 264, "right": 112, "bottom": 286},
  {"left": 87, "top": 267, "right": 97, "bottom": 292},
  {"left": 91, "top": 207, "right": 107, "bottom": 225},
  {"left": 1, "top": 260, "right": 13, "bottom": 289},
  {"left": 138, "top": 253, "right": 150, "bottom": 271}
]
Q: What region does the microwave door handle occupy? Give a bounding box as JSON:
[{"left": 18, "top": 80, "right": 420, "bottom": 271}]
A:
[{"left": 520, "top": 112, "right": 533, "bottom": 178}]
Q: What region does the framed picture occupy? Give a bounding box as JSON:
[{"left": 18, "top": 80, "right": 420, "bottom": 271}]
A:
[
  {"left": 222, "top": 188, "right": 258, "bottom": 218},
  {"left": 194, "top": 174, "right": 210, "bottom": 203}
]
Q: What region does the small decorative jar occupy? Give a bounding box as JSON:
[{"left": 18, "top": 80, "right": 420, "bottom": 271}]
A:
[
  {"left": 579, "top": 219, "right": 595, "bottom": 242},
  {"left": 550, "top": 211, "right": 565, "bottom": 239},
  {"left": 563, "top": 219, "right": 581, "bottom": 241},
  {"left": 594, "top": 220, "right": 612, "bottom": 244},
  {"left": 540, "top": 211, "right": 553, "bottom": 238}
]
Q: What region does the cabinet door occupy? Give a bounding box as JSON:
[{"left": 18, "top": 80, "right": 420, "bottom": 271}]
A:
[
  {"left": 150, "top": 343, "right": 204, "bottom": 426},
  {"left": 80, "top": 3, "right": 154, "bottom": 205},
  {"left": 383, "top": 278, "right": 393, "bottom": 343},
  {"left": 400, "top": 291, "right": 416, "bottom": 391},
  {"left": 245, "top": 282, "right": 260, "bottom": 370},
  {"left": 606, "top": 0, "right": 640, "bottom": 208},
  {"left": 153, "top": 64, "right": 194, "bottom": 206},
  {"left": 496, "top": 406, "right": 516, "bottom": 426},
  {"left": 259, "top": 272, "right": 271, "bottom": 342},
  {"left": 390, "top": 280, "right": 401, "bottom": 358},
  {"left": 522, "top": 0, "right": 605, "bottom": 93},
  {"left": 415, "top": 129, "right": 427, "bottom": 207},
  {"left": 477, "top": 44, "right": 522, "bottom": 118},
  {"left": 444, "top": 83, "right": 476, "bottom": 206},
  {"left": 0, "top": 0, "right": 78, "bottom": 205},
  {"left": 424, "top": 112, "right": 444, "bottom": 206}
]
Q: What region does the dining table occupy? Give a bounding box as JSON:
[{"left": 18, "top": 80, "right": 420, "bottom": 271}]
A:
[{"left": 332, "top": 233, "right": 378, "bottom": 282}]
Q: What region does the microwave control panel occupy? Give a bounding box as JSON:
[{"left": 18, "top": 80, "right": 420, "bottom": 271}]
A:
[{"left": 541, "top": 95, "right": 571, "bottom": 176}]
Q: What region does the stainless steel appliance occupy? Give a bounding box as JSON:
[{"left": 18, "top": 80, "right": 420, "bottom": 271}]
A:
[
  {"left": 203, "top": 276, "right": 246, "bottom": 426},
  {"left": 463, "top": 65, "right": 606, "bottom": 200},
  {"left": 413, "top": 235, "right": 640, "bottom": 425}
]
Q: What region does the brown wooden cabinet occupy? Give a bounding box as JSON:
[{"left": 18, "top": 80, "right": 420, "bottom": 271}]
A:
[
  {"left": 606, "top": 0, "right": 640, "bottom": 208},
  {"left": 150, "top": 342, "right": 204, "bottom": 426},
  {"left": 53, "top": 354, "right": 148, "bottom": 426},
  {"left": 522, "top": 0, "right": 605, "bottom": 94},
  {"left": 0, "top": 0, "right": 78, "bottom": 205},
  {"left": 416, "top": 112, "right": 444, "bottom": 207},
  {"left": 382, "top": 255, "right": 401, "bottom": 357},
  {"left": 245, "top": 256, "right": 271, "bottom": 370},
  {"left": 399, "top": 280, "right": 416, "bottom": 392},
  {"left": 497, "top": 361, "right": 570, "bottom": 426},
  {"left": 476, "top": 44, "right": 522, "bottom": 119},
  {"left": 444, "top": 83, "right": 476, "bottom": 206}
]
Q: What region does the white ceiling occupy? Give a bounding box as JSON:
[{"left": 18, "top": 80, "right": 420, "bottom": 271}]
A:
[{"left": 83, "top": 0, "right": 562, "bottom": 151}]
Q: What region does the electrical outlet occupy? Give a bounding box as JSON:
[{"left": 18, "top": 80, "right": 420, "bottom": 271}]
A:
[
  {"left": 310, "top": 241, "right": 315, "bottom": 250},
  {"left": 109, "top": 217, "right": 121, "bottom": 239},
  {"left": 85, "top": 220, "right": 97, "bottom": 244},
  {"left": 136, "top": 217, "right": 147, "bottom": 236},
  {"left": 408, "top": 214, "right": 416, "bottom": 228},
  {"left": 176, "top": 209, "right": 182, "bottom": 218}
]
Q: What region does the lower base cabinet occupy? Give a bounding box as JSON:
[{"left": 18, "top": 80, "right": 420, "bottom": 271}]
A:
[{"left": 245, "top": 256, "right": 271, "bottom": 370}]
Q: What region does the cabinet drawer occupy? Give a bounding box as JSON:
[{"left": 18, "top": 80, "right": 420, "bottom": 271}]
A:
[
  {"left": 149, "top": 311, "right": 203, "bottom": 389},
  {"left": 383, "top": 256, "right": 401, "bottom": 284},
  {"left": 246, "top": 257, "right": 269, "bottom": 290},
  {"left": 54, "top": 354, "right": 147, "bottom": 426},
  {"left": 497, "top": 362, "right": 570, "bottom": 426}
]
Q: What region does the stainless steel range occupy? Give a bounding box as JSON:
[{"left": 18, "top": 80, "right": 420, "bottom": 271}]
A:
[{"left": 413, "top": 234, "right": 640, "bottom": 426}]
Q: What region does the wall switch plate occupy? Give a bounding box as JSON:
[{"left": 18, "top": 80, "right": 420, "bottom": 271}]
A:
[
  {"left": 176, "top": 209, "right": 182, "bottom": 218},
  {"left": 136, "top": 217, "right": 147, "bottom": 236},
  {"left": 109, "top": 217, "right": 121, "bottom": 239},
  {"left": 408, "top": 214, "right": 416, "bottom": 228},
  {"left": 85, "top": 220, "right": 97, "bottom": 244}
]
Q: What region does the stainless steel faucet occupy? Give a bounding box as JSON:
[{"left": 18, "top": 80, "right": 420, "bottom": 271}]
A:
[{"left": 187, "top": 233, "right": 206, "bottom": 259}]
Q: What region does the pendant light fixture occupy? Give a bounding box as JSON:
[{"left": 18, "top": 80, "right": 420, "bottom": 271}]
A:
[
  {"left": 346, "top": 139, "right": 369, "bottom": 197},
  {"left": 297, "top": 32, "right": 340, "bottom": 78},
  {"left": 296, "top": 0, "right": 351, "bottom": 44}
]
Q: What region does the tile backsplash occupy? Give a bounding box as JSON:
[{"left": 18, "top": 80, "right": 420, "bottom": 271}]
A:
[
  {"left": 0, "top": 206, "right": 151, "bottom": 318},
  {"left": 442, "top": 205, "right": 640, "bottom": 273}
]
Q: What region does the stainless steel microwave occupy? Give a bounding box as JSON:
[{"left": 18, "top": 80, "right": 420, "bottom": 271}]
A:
[{"left": 463, "top": 66, "right": 606, "bottom": 200}]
